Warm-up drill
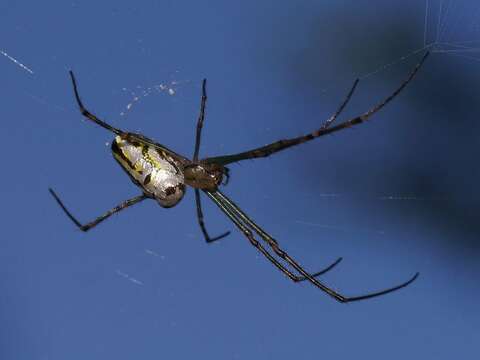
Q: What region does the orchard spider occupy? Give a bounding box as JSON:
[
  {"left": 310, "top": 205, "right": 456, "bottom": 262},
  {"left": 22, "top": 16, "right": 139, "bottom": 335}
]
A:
[{"left": 50, "top": 51, "right": 429, "bottom": 303}]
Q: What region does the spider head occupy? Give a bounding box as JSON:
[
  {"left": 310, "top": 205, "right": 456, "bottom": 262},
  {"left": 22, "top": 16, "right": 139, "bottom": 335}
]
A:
[{"left": 184, "top": 163, "right": 226, "bottom": 191}]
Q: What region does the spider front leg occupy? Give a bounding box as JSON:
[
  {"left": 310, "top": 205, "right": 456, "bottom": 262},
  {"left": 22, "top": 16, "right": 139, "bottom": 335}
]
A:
[
  {"left": 209, "top": 190, "right": 419, "bottom": 303},
  {"left": 205, "top": 191, "right": 339, "bottom": 281},
  {"left": 49, "top": 188, "right": 147, "bottom": 231},
  {"left": 205, "top": 190, "right": 314, "bottom": 281},
  {"left": 293, "top": 256, "right": 343, "bottom": 282}
]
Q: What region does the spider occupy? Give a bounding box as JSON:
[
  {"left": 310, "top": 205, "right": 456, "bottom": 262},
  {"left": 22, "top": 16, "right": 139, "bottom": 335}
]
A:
[{"left": 50, "top": 51, "right": 429, "bottom": 303}]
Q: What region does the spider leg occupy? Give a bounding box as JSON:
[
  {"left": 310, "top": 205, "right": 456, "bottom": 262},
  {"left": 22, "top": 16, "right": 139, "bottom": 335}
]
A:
[
  {"left": 69, "top": 71, "right": 124, "bottom": 136},
  {"left": 49, "top": 188, "right": 147, "bottom": 232},
  {"left": 207, "top": 190, "right": 338, "bottom": 281},
  {"left": 193, "top": 79, "right": 207, "bottom": 162},
  {"left": 210, "top": 190, "right": 419, "bottom": 303},
  {"left": 321, "top": 78, "right": 359, "bottom": 130},
  {"left": 293, "top": 257, "right": 343, "bottom": 282},
  {"left": 205, "top": 190, "right": 309, "bottom": 281},
  {"left": 203, "top": 51, "right": 429, "bottom": 166},
  {"left": 190, "top": 80, "right": 231, "bottom": 242},
  {"left": 195, "top": 189, "right": 231, "bottom": 243}
]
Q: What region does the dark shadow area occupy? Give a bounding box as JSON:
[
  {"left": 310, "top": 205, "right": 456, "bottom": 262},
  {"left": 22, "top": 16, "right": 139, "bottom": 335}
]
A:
[{"left": 258, "top": 4, "right": 480, "bottom": 251}]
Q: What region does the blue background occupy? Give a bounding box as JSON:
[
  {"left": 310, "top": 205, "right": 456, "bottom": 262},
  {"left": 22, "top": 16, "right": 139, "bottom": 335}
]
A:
[{"left": 1, "top": 1, "right": 479, "bottom": 359}]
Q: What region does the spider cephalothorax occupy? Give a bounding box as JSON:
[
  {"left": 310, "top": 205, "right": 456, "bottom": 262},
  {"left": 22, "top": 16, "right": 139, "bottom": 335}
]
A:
[
  {"left": 184, "top": 163, "right": 226, "bottom": 191},
  {"left": 50, "top": 51, "right": 429, "bottom": 303}
]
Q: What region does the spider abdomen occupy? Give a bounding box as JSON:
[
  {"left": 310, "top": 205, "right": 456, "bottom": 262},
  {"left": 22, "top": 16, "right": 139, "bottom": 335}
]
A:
[{"left": 111, "top": 135, "right": 185, "bottom": 208}]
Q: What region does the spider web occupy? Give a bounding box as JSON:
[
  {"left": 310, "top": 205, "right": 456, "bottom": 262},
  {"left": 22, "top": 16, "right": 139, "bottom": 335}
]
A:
[
  {"left": 118, "top": 77, "right": 190, "bottom": 118},
  {"left": 357, "top": 0, "right": 480, "bottom": 82}
]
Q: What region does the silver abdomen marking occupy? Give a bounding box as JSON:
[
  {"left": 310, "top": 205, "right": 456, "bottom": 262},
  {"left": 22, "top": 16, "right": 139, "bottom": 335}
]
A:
[{"left": 111, "top": 135, "right": 186, "bottom": 208}]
